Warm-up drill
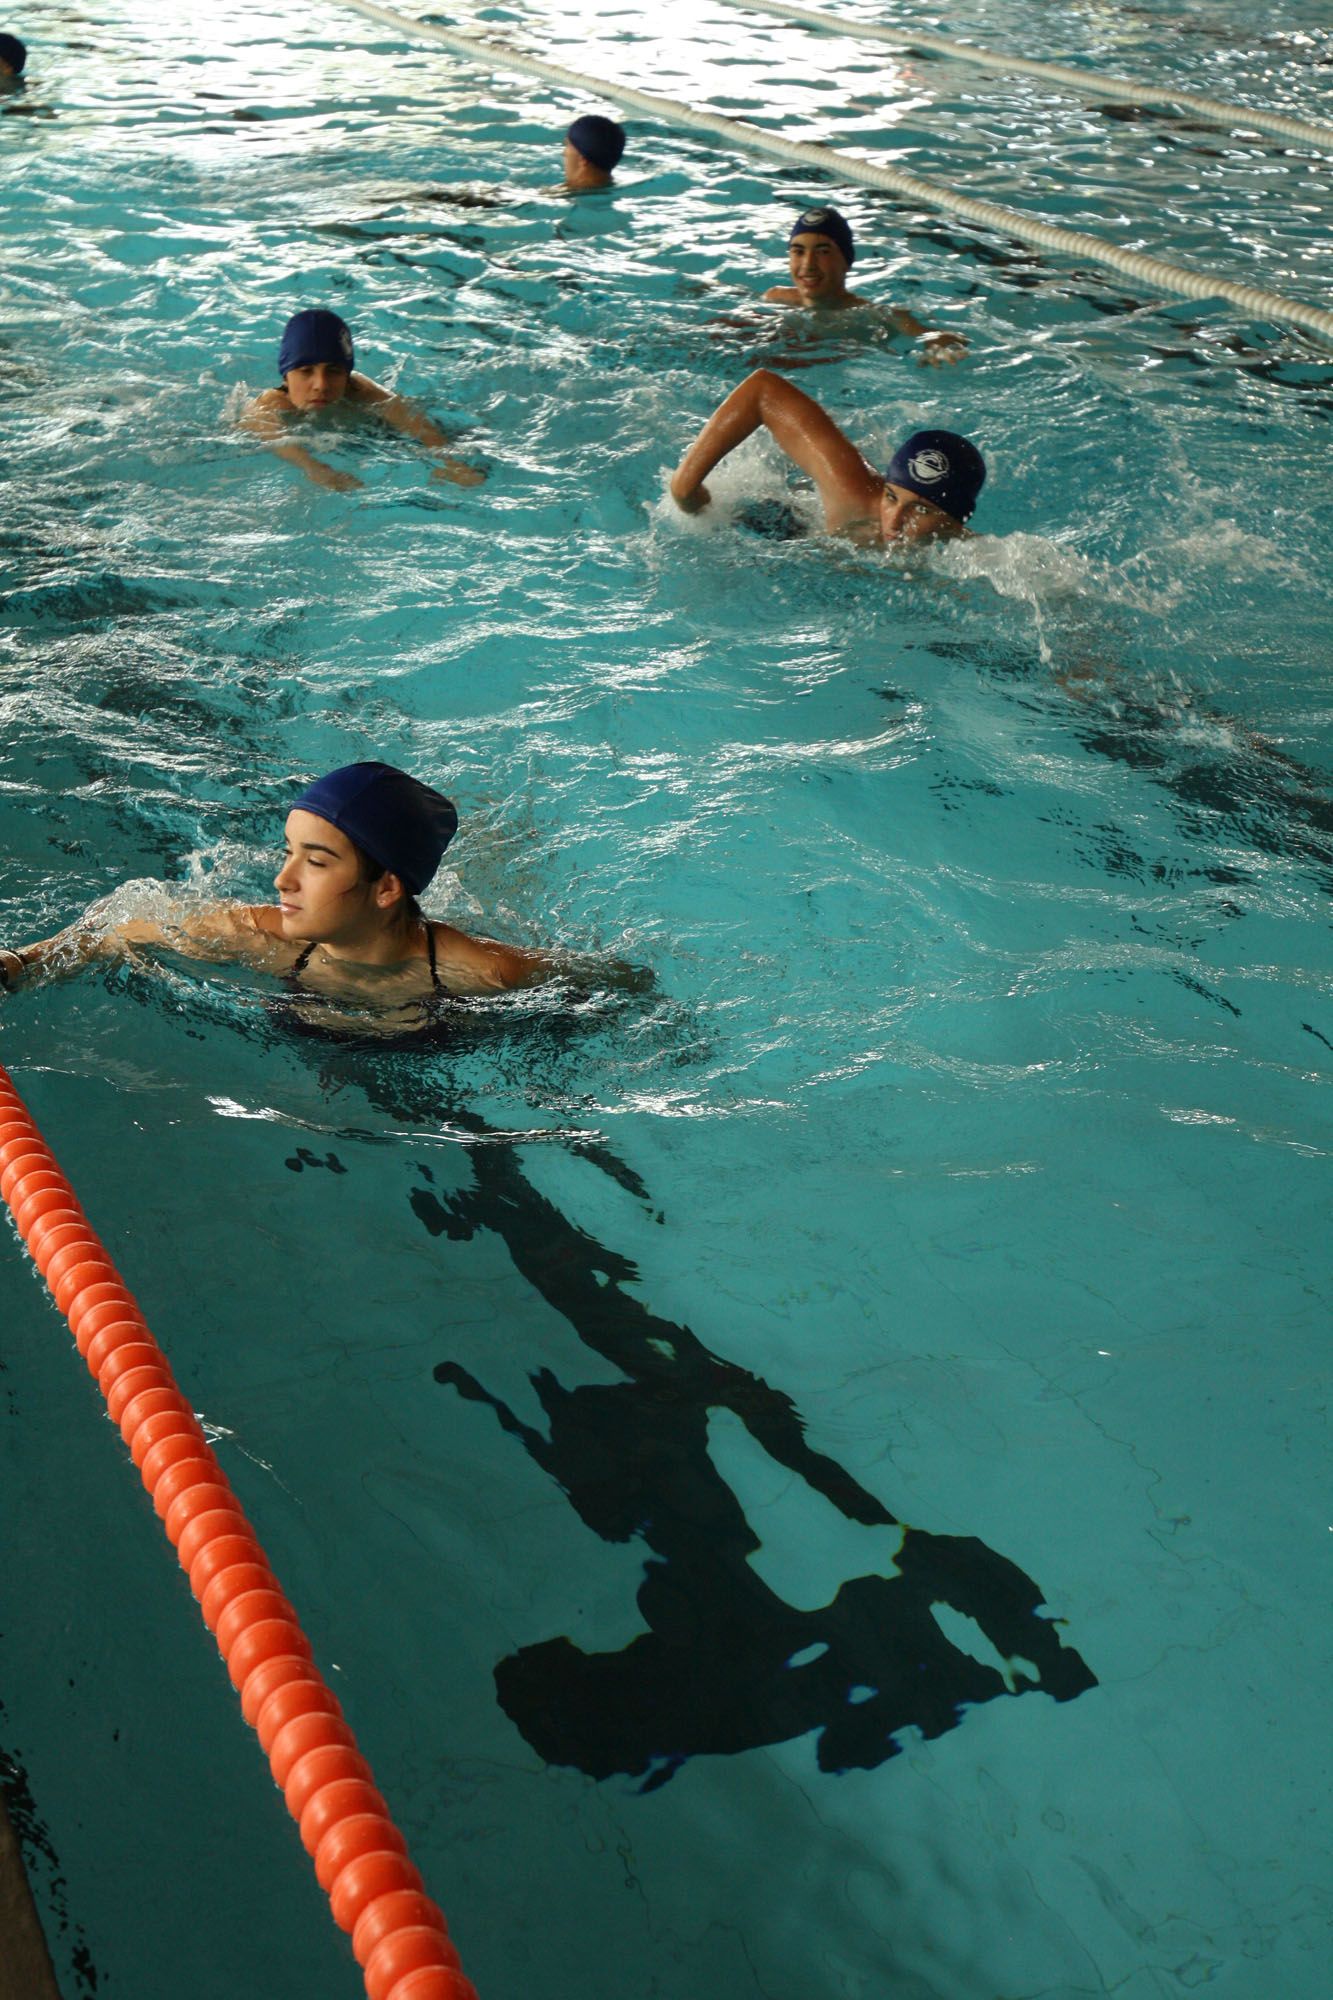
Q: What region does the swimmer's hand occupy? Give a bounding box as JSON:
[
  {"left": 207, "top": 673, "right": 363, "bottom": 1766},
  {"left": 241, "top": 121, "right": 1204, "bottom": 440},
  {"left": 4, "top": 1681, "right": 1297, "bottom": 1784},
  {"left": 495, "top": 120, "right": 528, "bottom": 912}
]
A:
[
  {"left": 429, "top": 457, "right": 488, "bottom": 486},
  {"left": 309, "top": 462, "right": 364, "bottom": 492},
  {"left": 669, "top": 471, "right": 710, "bottom": 514},
  {"left": 917, "top": 332, "right": 968, "bottom": 367}
]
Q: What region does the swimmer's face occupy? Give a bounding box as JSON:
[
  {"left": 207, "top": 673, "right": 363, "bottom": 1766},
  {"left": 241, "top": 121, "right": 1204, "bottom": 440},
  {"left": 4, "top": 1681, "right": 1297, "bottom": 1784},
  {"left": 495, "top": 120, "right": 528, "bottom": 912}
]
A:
[
  {"left": 275, "top": 811, "right": 378, "bottom": 941},
  {"left": 283, "top": 362, "right": 351, "bottom": 411},
  {"left": 787, "top": 232, "right": 849, "bottom": 302},
  {"left": 879, "top": 482, "right": 963, "bottom": 545},
  {"left": 563, "top": 138, "right": 609, "bottom": 189}
]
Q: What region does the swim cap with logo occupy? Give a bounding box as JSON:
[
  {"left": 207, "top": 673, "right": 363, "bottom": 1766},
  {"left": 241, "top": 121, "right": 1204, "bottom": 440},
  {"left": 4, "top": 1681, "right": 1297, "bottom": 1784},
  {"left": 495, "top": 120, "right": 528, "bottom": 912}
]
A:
[
  {"left": 885, "top": 429, "right": 986, "bottom": 523},
  {"left": 566, "top": 114, "right": 626, "bottom": 171},
  {"left": 788, "top": 205, "right": 855, "bottom": 268},
  {"left": 0, "top": 33, "right": 26, "bottom": 74},
  {"left": 278, "top": 309, "right": 355, "bottom": 378},
  {"left": 292, "top": 763, "right": 459, "bottom": 895}
]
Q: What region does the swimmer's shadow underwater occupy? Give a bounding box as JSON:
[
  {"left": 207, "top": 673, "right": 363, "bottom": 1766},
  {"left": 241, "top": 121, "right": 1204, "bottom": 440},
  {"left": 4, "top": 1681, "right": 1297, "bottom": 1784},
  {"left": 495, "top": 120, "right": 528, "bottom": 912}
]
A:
[
  {"left": 221, "top": 1013, "right": 1095, "bottom": 1783},
  {"left": 289, "top": 1054, "right": 1098, "bottom": 1791}
]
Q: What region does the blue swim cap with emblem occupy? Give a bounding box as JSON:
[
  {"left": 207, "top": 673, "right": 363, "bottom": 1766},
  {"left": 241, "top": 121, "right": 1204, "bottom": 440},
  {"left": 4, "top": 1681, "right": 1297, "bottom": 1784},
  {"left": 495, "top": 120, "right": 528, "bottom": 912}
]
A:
[
  {"left": 788, "top": 205, "right": 855, "bottom": 268},
  {"left": 566, "top": 114, "right": 626, "bottom": 171},
  {"left": 278, "top": 309, "right": 355, "bottom": 378},
  {"left": 885, "top": 430, "right": 986, "bottom": 523},
  {"left": 0, "top": 32, "right": 26, "bottom": 73},
  {"left": 292, "top": 763, "right": 459, "bottom": 896}
]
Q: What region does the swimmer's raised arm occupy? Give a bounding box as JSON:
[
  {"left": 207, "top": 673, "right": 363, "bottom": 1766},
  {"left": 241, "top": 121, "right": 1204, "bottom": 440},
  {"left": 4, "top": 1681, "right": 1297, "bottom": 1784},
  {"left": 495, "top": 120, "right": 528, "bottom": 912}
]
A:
[{"left": 670, "top": 368, "right": 879, "bottom": 531}]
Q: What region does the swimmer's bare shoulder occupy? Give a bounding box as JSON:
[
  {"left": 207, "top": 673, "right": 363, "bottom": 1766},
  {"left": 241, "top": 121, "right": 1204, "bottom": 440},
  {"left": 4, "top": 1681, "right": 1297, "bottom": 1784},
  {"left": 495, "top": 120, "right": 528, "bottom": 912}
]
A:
[
  {"left": 344, "top": 372, "right": 392, "bottom": 407},
  {"left": 429, "top": 921, "right": 550, "bottom": 996},
  {"left": 239, "top": 387, "right": 291, "bottom": 435},
  {"left": 761, "top": 286, "right": 872, "bottom": 309}
]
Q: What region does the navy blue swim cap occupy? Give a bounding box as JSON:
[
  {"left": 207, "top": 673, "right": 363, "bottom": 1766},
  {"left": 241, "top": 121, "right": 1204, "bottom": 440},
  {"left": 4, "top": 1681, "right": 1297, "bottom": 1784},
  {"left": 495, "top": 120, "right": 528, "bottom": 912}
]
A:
[
  {"left": 278, "top": 309, "right": 355, "bottom": 378},
  {"left": 566, "top": 114, "right": 626, "bottom": 171},
  {"left": 885, "top": 430, "right": 986, "bottom": 523},
  {"left": 789, "top": 206, "right": 855, "bottom": 269},
  {"left": 292, "top": 763, "right": 459, "bottom": 896},
  {"left": 0, "top": 33, "right": 26, "bottom": 74}
]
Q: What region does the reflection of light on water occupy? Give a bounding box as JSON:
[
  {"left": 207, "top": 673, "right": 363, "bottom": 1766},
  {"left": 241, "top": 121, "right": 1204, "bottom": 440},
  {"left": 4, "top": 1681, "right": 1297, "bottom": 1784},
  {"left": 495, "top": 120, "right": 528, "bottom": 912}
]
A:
[{"left": 512, "top": 0, "right": 924, "bottom": 135}]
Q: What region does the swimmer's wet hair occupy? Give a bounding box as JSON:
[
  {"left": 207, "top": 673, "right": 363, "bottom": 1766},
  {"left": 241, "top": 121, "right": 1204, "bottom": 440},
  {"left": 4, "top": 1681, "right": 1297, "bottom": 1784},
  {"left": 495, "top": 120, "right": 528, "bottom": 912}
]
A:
[{"left": 0, "top": 33, "right": 27, "bottom": 73}]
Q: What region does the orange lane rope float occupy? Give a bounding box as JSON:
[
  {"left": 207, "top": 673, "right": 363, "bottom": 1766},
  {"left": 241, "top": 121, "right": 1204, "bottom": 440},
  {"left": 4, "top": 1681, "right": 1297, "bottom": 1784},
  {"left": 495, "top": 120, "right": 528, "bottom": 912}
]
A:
[{"left": 0, "top": 1063, "right": 479, "bottom": 2000}]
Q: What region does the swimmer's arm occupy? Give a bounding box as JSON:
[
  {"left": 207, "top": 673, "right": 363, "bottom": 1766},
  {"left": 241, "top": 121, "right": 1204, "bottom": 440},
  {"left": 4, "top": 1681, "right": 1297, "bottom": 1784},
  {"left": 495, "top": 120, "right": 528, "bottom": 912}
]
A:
[
  {"left": 349, "top": 375, "right": 487, "bottom": 486},
  {"left": 880, "top": 307, "right": 968, "bottom": 366},
  {"left": 237, "top": 391, "right": 363, "bottom": 493},
  {"left": 670, "top": 368, "right": 880, "bottom": 531},
  {"left": 431, "top": 926, "right": 559, "bottom": 996},
  {"left": 0, "top": 903, "right": 272, "bottom": 990},
  {"left": 432, "top": 926, "right": 653, "bottom": 999}
]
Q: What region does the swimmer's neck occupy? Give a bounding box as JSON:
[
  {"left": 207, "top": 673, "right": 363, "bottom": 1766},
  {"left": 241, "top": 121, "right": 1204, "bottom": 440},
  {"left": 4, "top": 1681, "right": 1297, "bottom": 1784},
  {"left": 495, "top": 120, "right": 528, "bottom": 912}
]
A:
[
  {"left": 767, "top": 285, "right": 862, "bottom": 311},
  {"left": 288, "top": 912, "right": 426, "bottom": 968}
]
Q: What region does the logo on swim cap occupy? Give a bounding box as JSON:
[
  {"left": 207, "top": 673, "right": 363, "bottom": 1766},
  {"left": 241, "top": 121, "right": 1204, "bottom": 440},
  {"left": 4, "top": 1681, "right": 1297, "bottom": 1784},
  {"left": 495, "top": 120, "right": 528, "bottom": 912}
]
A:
[
  {"left": 799, "top": 208, "right": 833, "bottom": 230},
  {"left": 339, "top": 327, "right": 353, "bottom": 362},
  {"left": 907, "top": 448, "right": 950, "bottom": 486}
]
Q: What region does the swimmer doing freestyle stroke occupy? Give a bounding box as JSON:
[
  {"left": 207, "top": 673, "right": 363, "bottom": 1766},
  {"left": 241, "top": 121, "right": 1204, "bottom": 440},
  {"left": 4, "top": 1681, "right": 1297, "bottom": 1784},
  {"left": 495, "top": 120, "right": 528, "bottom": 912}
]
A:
[
  {"left": 240, "top": 310, "right": 486, "bottom": 494},
  {"left": 670, "top": 368, "right": 985, "bottom": 546},
  {"left": 0, "top": 764, "right": 648, "bottom": 1026}
]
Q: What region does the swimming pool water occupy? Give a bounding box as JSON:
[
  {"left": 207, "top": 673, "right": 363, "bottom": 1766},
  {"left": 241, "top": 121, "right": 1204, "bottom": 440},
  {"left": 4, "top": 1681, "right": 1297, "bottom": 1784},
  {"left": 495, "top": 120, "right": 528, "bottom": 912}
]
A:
[{"left": 2, "top": 2, "right": 1331, "bottom": 1996}]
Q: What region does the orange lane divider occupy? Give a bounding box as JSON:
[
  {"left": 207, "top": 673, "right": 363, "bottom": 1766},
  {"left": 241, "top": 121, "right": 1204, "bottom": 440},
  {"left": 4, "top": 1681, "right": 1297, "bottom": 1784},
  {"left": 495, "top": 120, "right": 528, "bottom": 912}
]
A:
[{"left": 0, "top": 1064, "right": 479, "bottom": 2000}]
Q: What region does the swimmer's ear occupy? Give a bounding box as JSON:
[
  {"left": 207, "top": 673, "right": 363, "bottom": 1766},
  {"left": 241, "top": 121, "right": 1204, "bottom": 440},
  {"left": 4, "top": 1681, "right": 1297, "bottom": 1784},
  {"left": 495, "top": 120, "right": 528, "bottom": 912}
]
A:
[{"left": 372, "top": 870, "right": 408, "bottom": 913}]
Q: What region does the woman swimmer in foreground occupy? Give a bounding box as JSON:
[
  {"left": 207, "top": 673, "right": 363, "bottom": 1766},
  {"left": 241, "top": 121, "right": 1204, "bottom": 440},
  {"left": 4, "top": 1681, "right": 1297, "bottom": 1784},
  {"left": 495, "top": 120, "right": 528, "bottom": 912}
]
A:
[
  {"left": 0, "top": 763, "right": 646, "bottom": 1025},
  {"left": 670, "top": 368, "right": 985, "bottom": 547}
]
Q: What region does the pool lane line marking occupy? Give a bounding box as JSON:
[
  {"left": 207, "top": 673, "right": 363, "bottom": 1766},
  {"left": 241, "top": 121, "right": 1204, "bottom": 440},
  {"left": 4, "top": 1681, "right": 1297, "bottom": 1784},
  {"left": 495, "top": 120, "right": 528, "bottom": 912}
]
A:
[
  {"left": 0, "top": 1067, "right": 480, "bottom": 2000},
  {"left": 714, "top": 0, "right": 1333, "bottom": 154},
  {"left": 326, "top": 0, "right": 1333, "bottom": 344}
]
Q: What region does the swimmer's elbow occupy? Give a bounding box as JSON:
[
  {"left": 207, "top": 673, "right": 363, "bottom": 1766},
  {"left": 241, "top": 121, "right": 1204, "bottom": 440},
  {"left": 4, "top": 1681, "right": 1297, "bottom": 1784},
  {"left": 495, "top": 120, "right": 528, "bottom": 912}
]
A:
[{"left": 503, "top": 946, "right": 559, "bottom": 990}]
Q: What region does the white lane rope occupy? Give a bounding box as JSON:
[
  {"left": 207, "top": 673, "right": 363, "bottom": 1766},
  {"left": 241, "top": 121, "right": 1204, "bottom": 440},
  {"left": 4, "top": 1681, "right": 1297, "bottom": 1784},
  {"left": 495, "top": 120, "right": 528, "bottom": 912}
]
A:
[
  {"left": 328, "top": 0, "right": 1333, "bottom": 343},
  {"left": 713, "top": 0, "right": 1333, "bottom": 154}
]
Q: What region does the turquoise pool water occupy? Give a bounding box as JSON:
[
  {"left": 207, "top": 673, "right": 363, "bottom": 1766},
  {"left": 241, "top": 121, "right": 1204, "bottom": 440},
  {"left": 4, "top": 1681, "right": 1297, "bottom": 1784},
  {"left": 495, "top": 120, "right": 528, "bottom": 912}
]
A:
[{"left": 2, "top": 2, "right": 1331, "bottom": 1995}]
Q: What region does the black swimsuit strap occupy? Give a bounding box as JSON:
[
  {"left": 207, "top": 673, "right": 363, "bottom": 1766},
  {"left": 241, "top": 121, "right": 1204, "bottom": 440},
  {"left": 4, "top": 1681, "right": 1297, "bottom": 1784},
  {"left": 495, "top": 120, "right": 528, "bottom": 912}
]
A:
[{"left": 291, "top": 928, "right": 442, "bottom": 991}]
